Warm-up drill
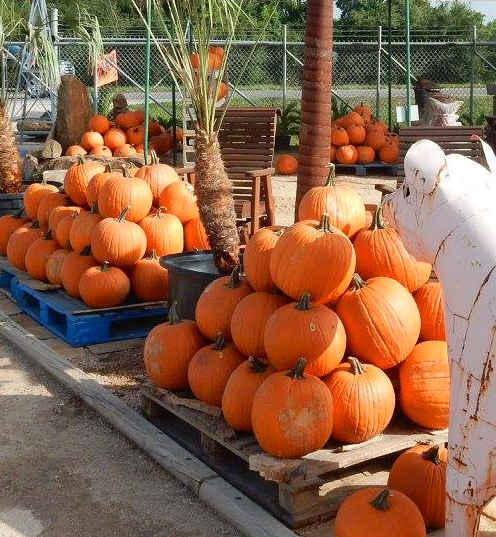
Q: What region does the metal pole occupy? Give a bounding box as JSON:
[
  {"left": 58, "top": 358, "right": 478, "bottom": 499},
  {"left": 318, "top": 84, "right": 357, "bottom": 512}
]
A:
[
  {"left": 376, "top": 25, "right": 382, "bottom": 119},
  {"left": 1, "top": 50, "right": 5, "bottom": 103},
  {"left": 388, "top": 0, "right": 392, "bottom": 129},
  {"left": 143, "top": 0, "right": 152, "bottom": 165},
  {"left": 405, "top": 0, "right": 411, "bottom": 125},
  {"left": 93, "top": 47, "right": 99, "bottom": 115},
  {"left": 50, "top": 8, "right": 59, "bottom": 124},
  {"left": 470, "top": 25, "right": 476, "bottom": 126},
  {"left": 282, "top": 24, "right": 287, "bottom": 112},
  {"left": 172, "top": 82, "right": 177, "bottom": 166}
]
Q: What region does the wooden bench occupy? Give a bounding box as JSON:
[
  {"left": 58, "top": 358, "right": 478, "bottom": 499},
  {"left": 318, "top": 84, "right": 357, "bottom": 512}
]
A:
[{"left": 177, "top": 107, "right": 279, "bottom": 238}]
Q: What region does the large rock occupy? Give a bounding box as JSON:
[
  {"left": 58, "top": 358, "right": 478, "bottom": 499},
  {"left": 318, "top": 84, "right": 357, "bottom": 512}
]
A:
[{"left": 54, "top": 76, "right": 92, "bottom": 151}]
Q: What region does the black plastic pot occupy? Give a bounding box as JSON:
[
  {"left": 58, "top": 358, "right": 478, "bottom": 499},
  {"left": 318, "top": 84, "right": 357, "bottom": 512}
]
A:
[
  {"left": 275, "top": 134, "right": 291, "bottom": 151},
  {"left": 0, "top": 192, "right": 24, "bottom": 217}
]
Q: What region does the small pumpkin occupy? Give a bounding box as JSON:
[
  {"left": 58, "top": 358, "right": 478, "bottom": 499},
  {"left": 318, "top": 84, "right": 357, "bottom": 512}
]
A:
[
  {"left": 337, "top": 274, "right": 421, "bottom": 369},
  {"left": 190, "top": 50, "right": 222, "bottom": 71},
  {"left": 357, "top": 145, "right": 375, "bottom": 164},
  {"left": 65, "top": 145, "right": 87, "bottom": 157},
  {"left": 150, "top": 132, "right": 174, "bottom": 154},
  {"left": 342, "top": 111, "right": 365, "bottom": 128},
  {"left": 399, "top": 341, "right": 450, "bottom": 430},
  {"left": 85, "top": 164, "right": 123, "bottom": 207},
  {"left": 143, "top": 302, "right": 206, "bottom": 390},
  {"left": 64, "top": 158, "right": 105, "bottom": 206},
  {"left": 346, "top": 123, "right": 366, "bottom": 145},
  {"left": 414, "top": 282, "right": 446, "bottom": 341},
  {"left": 388, "top": 443, "right": 447, "bottom": 529},
  {"left": 69, "top": 204, "right": 103, "bottom": 253},
  {"left": 243, "top": 226, "right": 285, "bottom": 292},
  {"left": 90, "top": 145, "right": 113, "bottom": 158},
  {"left": 79, "top": 262, "right": 131, "bottom": 308},
  {"left": 195, "top": 266, "right": 252, "bottom": 341},
  {"left": 334, "top": 487, "right": 426, "bottom": 537},
  {"left": 216, "top": 81, "right": 228, "bottom": 101},
  {"left": 55, "top": 213, "right": 77, "bottom": 249},
  {"left": 188, "top": 335, "right": 244, "bottom": 407},
  {"left": 134, "top": 151, "right": 179, "bottom": 206},
  {"left": 130, "top": 250, "right": 168, "bottom": 302},
  {"left": 48, "top": 205, "right": 81, "bottom": 236},
  {"left": 114, "top": 144, "right": 137, "bottom": 157},
  {"left": 184, "top": 217, "right": 210, "bottom": 251},
  {"left": 139, "top": 207, "right": 184, "bottom": 256},
  {"left": 221, "top": 358, "right": 275, "bottom": 432},
  {"left": 231, "top": 291, "right": 289, "bottom": 358},
  {"left": 159, "top": 180, "right": 199, "bottom": 224},
  {"left": 251, "top": 359, "right": 334, "bottom": 458},
  {"left": 378, "top": 140, "right": 399, "bottom": 163},
  {"left": 24, "top": 230, "right": 59, "bottom": 281},
  {"left": 61, "top": 245, "right": 97, "bottom": 298},
  {"left": 23, "top": 181, "right": 59, "bottom": 220},
  {"left": 323, "top": 356, "right": 395, "bottom": 443},
  {"left": 0, "top": 210, "right": 30, "bottom": 255},
  {"left": 366, "top": 124, "right": 386, "bottom": 150},
  {"left": 46, "top": 248, "right": 70, "bottom": 285},
  {"left": 103, "top": 127, "right": 127, "bottom": 151},
  {"left": 353, "top": 102, "right": 372, "bottom": 122},
  {"left": 88, "top": 115, "right": 111, "bottom": 134},
  {"left": 264, "top": 292, "right": 346, "bottom": 377},
  {"left": 115, "top": 109, "right": 145, "bottom": 130},
  {"left": 336, "top": 144, "right": 358, "bottom": 165},
  {"left": 37, "top": 191, "right": 71, "bottom": 229},
  {"left": 6, "top": 221, "right": 43, "bottom": 270},
  {"left": 276, "top": 154, "right": 298, "bottom": 175},
  {"left": 270, "top": 214, "right": 356, "bottom": 304},
  {"left": 126, "top": 125, "right": 145, "bottom": 146},
  {"left": 331, "top": 126, "right": 349, "bottom": 147},
  {"left": 81, "top": 131, "right": 104, "bottom": 151}
]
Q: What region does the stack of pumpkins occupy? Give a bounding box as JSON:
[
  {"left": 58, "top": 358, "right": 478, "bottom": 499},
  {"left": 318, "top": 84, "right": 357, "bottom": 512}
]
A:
[
  {"left": 331, "top": 103, "right": 399, "bottom": 166},
  {"left": 65, "top": 112, "right": 183, "bottom": 159},
  {"left": 143, "top": 169, "right": 449, "bottom": 462},
  {"left": 0, "top": 155, "right": 209, "bottom": 308}
]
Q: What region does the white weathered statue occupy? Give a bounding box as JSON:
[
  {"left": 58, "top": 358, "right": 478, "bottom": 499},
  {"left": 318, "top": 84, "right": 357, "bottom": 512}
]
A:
[{"left": 383, "top": 138, "right": 496, "bottom": 537}]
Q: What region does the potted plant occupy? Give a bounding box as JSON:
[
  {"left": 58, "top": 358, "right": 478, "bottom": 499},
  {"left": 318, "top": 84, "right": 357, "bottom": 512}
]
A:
[{"left": 275, "top": 101, "right": 300, "bottom": 150}]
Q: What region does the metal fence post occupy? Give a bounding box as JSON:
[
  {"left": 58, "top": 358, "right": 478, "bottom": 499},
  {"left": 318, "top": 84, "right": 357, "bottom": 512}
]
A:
[
  {"left": 376, "top": 25, "right": 382, "bottom": 119},
  {"left": 143, "top": 0, "right": 152, "bottom": 165},
  {"left": 93, "top": 48, "right": 99, "bottom": 115},
  {"left": 470, "top": 25, "right": 477, "bottom": 126},
  {"left": 405, "top": 0, "right": 411, "bottom": 125},
  {"left": 388, "top": 0, "right": 392, "bottom": 129},
  {"left": 51, "top": 8, "right": 59, "bottom": 123},
  {"left": 1, "top": 49, "right": 5, "bottom": 103},
  {"left": 282, "top": 24, "right": 287, "bottom": 112}
]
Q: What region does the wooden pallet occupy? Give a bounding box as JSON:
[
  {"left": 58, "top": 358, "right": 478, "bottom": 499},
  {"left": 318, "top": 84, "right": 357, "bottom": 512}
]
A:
[
  {"left": 335, "top": 161, "right": 399, "bottom": 177},
  {"left": 141, "top": 385, "right": 448, "bottom": 529}
]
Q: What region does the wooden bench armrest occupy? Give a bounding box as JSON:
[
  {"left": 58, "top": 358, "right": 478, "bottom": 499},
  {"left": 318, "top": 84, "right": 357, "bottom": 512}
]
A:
[{"left": 245, "top": 167, "right": 275, "bottom": 178}]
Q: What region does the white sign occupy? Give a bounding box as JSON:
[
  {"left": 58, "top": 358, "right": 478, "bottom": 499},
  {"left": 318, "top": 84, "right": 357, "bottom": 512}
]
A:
[{"left": 396, "top": 105, "right": 420, "bottom": 123}]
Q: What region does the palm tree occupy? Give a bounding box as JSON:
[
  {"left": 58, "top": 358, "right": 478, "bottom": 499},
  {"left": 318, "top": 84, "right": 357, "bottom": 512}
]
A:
[{"left": 295, "top": 0, "right": 333, "bottom": 212}]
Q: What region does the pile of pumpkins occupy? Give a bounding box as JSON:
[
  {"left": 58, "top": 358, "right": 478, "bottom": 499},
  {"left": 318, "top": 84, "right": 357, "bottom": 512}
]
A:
[
  {"left": 0, "top": 155, "right": 209, "bottom": 308},
  {"left": 65, "top": 112, "right": 183, "bottom": 159}
]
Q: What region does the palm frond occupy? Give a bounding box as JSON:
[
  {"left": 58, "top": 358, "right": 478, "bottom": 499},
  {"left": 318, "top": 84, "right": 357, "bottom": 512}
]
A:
[
  {"left": 27, "top": 23, "right": 60, "bottom": 92},
  {"left": 73, "top": 8, "right": 104, "bottom": 74}
]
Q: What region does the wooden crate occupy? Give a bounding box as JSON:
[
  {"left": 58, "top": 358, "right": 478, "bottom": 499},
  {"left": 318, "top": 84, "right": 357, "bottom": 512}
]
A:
[{"left": 141, "top": 385, "right": 448, "bottom": 529}]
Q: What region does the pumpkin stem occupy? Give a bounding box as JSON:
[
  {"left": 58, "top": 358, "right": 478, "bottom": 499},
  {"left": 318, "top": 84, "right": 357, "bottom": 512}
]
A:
[
  {"left": 80, "top": 245, "right": 92, "bottom": 256},
  {"left": 287, "top": 358, "right": 306, "bottom": 380},
  {"left": 122, "top": 165, "right": 133, "bottom": 178},
  {"left": 317, "top": 213, "right": 334, "bottom": 234},
  {"left": 14, "top": 207, "right": 25, "bottom": 218},
  {"left": 101, "top": 261, "right": 110, "bottom": 272},
  {"left": 295, "top": 292, "right": 311, "bottom": 311},
  {"left": 248, "top": 357, "right": 269, "bottom": 374},
  {"left": 168, "top": 301, "right": 181, "bottom": 325},
  {"left": 225, "top": 266, "right": 242, "bottom": 288},
  {"left": 150, "top": 149, "right": 160, "bottom": 165},
  {"left": 325, "top": 163, "right": 336, "bottom": 186},
  {"left": 423, "top": 445, "right": 442, "bottom": 465},
  {"left": 104, "top": 162, "right": 112, "bottom": 173},
  {"left": 89, "top": 202, "right": 98, "bottom": 214},
  {"left": 347, "top": 356, "right": 366, "bottom": 375},
  {"left": 44, "top": 229, "right": 53, "bottom": 240},
  {"left": 350, "top": 273, "right": 366, "bottom": 290},
  {"left": 370, "top": 489, "right": 390, "bottom": 511},
  {"left": 213, "top": 333, "right": 226, "bottom": 351},
  {"left": 64, "top": 239, "right": 71, "bottom": 249},
  {"left": 149, "top": 249, "right": 159, "bottom": 261},
  {"left": 372, "top": 205, "right": 386, "bottom": 230},
  {"left": 117, "top": 206, "right": 130, "bottom": 222},
  {"left": 155, "top": 207, "right": 166, "bottom": 218},
  {"left": 31, "top": 220, "right": 40, "bottom": 229}
]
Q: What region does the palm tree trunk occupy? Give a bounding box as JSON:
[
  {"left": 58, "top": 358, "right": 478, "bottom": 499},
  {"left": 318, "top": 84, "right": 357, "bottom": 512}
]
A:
[
  {"left": 296, "top": 0, "right": 333, "bottom": 214},
  {"left": 194, "top": 128, "right": 240, "bottom": 273},
  {"left": 0, "top": 103, "right": 21, "bottom": 194}
]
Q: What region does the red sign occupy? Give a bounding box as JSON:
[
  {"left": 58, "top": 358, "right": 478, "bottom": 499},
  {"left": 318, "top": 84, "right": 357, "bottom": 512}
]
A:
[{"left": 96, "top": 50, "right": 118, "bottom": 87}]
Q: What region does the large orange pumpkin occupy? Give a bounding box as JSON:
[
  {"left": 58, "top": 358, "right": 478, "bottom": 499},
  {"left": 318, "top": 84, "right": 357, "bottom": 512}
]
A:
[
  {"left": 346, "top": 123, "right": 366, "bottom": 145},
  {"left": 357, "top": 145, "right": 375, "bottom": 164},
  {"left": 190, "top": 51, "right": 222, "bottom": 71},
  {"left": 48, "top": 205, "right": 81, "bottom": 235},
  {"left": 130, "top": 251, "right": 168, "bottom": 302},
  {"left": 0, "top": 211, "right": 30, "bottom": 255},
  {"left": 379, "top": 140, "right": 399, "bottom": 163},
  {"left": 298, "top": 165, "right": 366, "bottom": 237},
  {"left": 184, "top": 217, "right": 210, "bottom": 251},
  {"left": 353, "top": 206, "right": 432, "bottom": 292},
  {"left": 342, "top": 111, "right": 365, "bottom": 128},
  {"left": 69, "top": 205, "right": 102, "bottom": 253},
  {"left": 37, "top": 191, "right": 71, "bottom": 230},
  {"left": 251, "top": 359, "right": 334, "bottom": 458},
  {"left": 65, "top": 145, "right": 87, "bottom": 157},
  {"left": 139, "top": 208, "right": 184, "bottom": 256},
  {"left": 414, "top": 282, "right": 446, "bottom": 341},
  {"left": 331, "top": 126, "right": 349, "bottom": 147},
  {"left": 159, "top": 180, "right": 199, "bottom": 224},
  {"left": 46, "top": 248, "right": 70, "bottom": 285},
  {"left": 195, "top": 267, "right": 252, "bottom": 340},
  {"left": 336, "top": 144, "right": 358, "bottom": 165},
  {"left": 270, "top": 215, "right": 356, "bottom": 304},
  {"left": 55, "top": 213, "right": 77, "bottom": 249},
  {"left": 85, "top": 164, "right": 123, "bottom": 207},
  {"left": 243, "top": 226, "right": 285, "bottom": 292},
  {"left": 81, "top": 131, "right": 104, "bottom": 151},
  {"left": 221, "top": 358, "right": 275, "bottom": 432},
  {"left": 264, "top": 292, "right": 346, "bottom": 377},
  {"left": 126, "top": 125, "right": 145, "bottom": 146},
  {"left": 114, "top": 144, "right": 137, "bottom": 158},
  {"left": 91, "top": 208, "right": 147, "bottom": 267},
  {"left": 103, "top": 128, "right": 127, "bottom": 151},
  {"left": 399, "top": 341, "right": 450, "bottom": 430},
  {"left": 366, "top": 124, "right": 386, "bottom": 150},
  {"left": 230, "top": 291, "right": 289, "bottom": 358},
  {"left": 24, "top": 231, "right": 59, "bottom": 281},
  {"left": 134, "top": 151, "right": 179, "bottom": 206},
  {"left": 334, "top": 487, "right": 426, "bottom": 537},
  {"left": 115, "top": 109, "right": 145, "bottom": 130},
  {"left": 6, "top": 221, "right": 43, "bottom": 270},
  {"left": 323, "top": 356, "right": 395, "bottom": 443},
  {"left": 353, "top": 102, "right": 372, "bottom": 123},
  {"left": 24, "top": 182, "right": 59, "bottom": 220},
  {"left": 60, "top": 246, "right": 97, "bottom": 298},
  {"left": 64, "top": 159, "right": 105, "bottom": 206},
  {"left": 336, "top": 275, "right": 421, "bottom": 369},
  {"left": 388, "top": 443, "right": 447, "bottom": 529},
  {"left": 276, "top": 154, "right": 298, "bottom": 175},
  {"left": 79, "top": 262, "right": 131, "bottom": 308},
  {"left": 90, "top": 145, "right": 113, "bottom": 158},
  {"left": 187, "top": 335, "right": 244, "bottom": 407},
  {"left": 88, "top": 115, "right": 110, "bottom": 134},
  {"left": 143, "top": 302, "right": 206, "bottom": 390}
]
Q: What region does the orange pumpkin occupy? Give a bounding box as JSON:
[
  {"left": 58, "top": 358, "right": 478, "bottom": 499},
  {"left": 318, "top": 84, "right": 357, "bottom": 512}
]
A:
[
  {"left": 251, "top": 359, "right": 334, "bottom": 458},
  {"left": 65, "top": 145, "right": 87, "bottom": 157},
  {"left": 331, "top": 126, "right": 349, "bottom": 147},
  {"left": 388, "top": 443, "right": 447, "bottom": 529},
  {"left": 357, "top": 145, "right": 375, "bottom": 164},
  {"left": 37, "top": 192, "right": 71, "bottom": 230},
  {"left": 147, "top": 121, "right": 163, "bottom": 137},
  {"left": 336, "top": 275, "right": 421, "bottom": 369},
  {"left": 222, "top": 358, "right": 275, "bottom": 432},
  {"left": 23, "top": 182, "right": 59, "bottom": 220},
  {"left": 69, "top": 205, "right": 102, "bottom": 253},
  {"left": 336, "top": 144, "right": 358, "bottom": 165},
  {"left": 139, "top": 208, "right": 184, "bottom": 256},
  {"left": 24, "top": 230, "right": 59, "bottom": 281},
  {"left": 115, "top": 109, "right": 145, "bottom": 130},
  {"left": 195, "top": 267, "right": 252, "bottom": 341},
  {"left": 353, "top": 206, "right": 432, "bottom": 292},
  {"left": 353, "top": 102, "right": 372, "bottom": 123},
  {"left": 79, "top": 262, "right": 131, "bottom": 308},
  {"left": 298, "top": 165, "right": 366, "bottom": 238},
  {"left": 85, "top": 164, "right": 123, "bottom": 207},
  {"left": 130, "top": 251, "right": 168, "bottom": 302},
  {"left": 64, "top": 158, "right": 105, "bottom": 206},
  {"left": 323, "top": 356, "right": 395, "bottom": 443},
  {"left": 144, "top": 302, "right": 206, "bottom": 389},
  {"left": 48, "top": 205, "right": 81, "bottom": 235},
  {"left": 55, "top": 213, "right": 77, "bottom": 249},
  {"left": 60, "top": 246, "right": 97, "bottom": 298},
  {"left": 159, "top": 180, "right": 199, "bottom": 224},
  {"left": 88, "top": 115, "right": 110, "bottom": 134},
  {"left": 46, "top": 248, "right": 70, "bottom": 285},
  {"left": 103, "top": 128, "right": 127, "bottom": 151},
  {"left": 414, "top": 282, "right": 446, "bottom": 341},
  {"left": 81, "top": 131, "right": 104, "bottom": 151},
  {"left": 190, "top": 50, "right": 222, "bottom": 71},
  {"left": 134, "top": 151, "right": 179, "bottom": 206},
  {"left": 150, "top": 132, "right": 174, "bottom": 154},
  {"left": 90, "top": 145, "right": 113, "bottom": 158},
  {"left": 346, "top": 123, "right": 366, "bottom": 145},
  {"left": 342, "top": 111, "right": 365, "bottom": 128},
  {"left": 366, "top": 124, "right": 386, "bottom": 150},
  {"left": 276, "top": 154, "right": 298, "bottom": 175},
  {"left": 379, "top": 140, "right": 399, "bottom": 163},
  {"left": 6, "top": 221, "right": 43, "bottom": 270},
  {"left": 114, "top": 144, "right": 137, "bottom": 157},
  {"left": 399, "top": 341, "right": 450, "bottom": 430},
  {"left": 184, "top": 217, "right": 210, "bottom": 251},
  {"left": 0, "top": 210, "right": 30, "bottom": 255},
  {"left": 188, "top": 335, "right": 244, "bottom": 407},
  {"left": 126, "top": 125, "right": 145, "bottom": 146},
  {"left": 330, "top": 145, "right": 336, "bottom": 162},
  {"left": 216, "top": 81, "right": 228, "bottom": 101}
]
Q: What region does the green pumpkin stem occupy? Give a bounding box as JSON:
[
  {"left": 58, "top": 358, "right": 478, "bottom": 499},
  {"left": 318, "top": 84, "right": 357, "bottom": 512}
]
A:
[
  {"left": 101, "top": 261, "right": 110, "bottom": 272},
  {"left": 149, "top": 249, "right": 159, "bottom": 261},
  {"left": 287, "top": 358, "right": 306, "bottom": 380},
  {"left": 372, "top": 205, "right": 386, "bottom": 230},
  {"left": 422, "top": 445, "right": 442, "bottom": 465},
  {"left": 225, "top": 266, "right": 242, "bottom": 288},
  {"left": 351, "top": 273, "right": 366, "bottom": 290},
  {"left": 317, "top": 213, "right": 334, "bottom": 234},
  {"left": 213, "top": 334, "right": 226, "bottom": 351},
  {"left": 150, "top": 149, "right": 160, "bottom": 165},
  {"left": 295, "top": 292, "right": 311, "bottom": 311},
  {"left": 117, "top": 206, "right": 130, "bottom": 222},
  {"left": 325, "top": 163, "right": 336, "bottom": 187},
  {"left": 168, "top": 301, "right": 181, "bottom": 325},
  {"left": 370, "top": 489, "right": 390, "bottom": 511},
  {"left": 248, "top": 357, "right": 269, "bottom": 374},
  {"left": 347, "top": 356, "right": 366, "bottom": 375},
  {"left": 80, "top": 245, "right": 92, "bottom": 256}
]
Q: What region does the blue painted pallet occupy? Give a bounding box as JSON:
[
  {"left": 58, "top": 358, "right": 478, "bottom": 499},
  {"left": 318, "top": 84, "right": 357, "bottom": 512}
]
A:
[
  {"left": 335, "top": 161, "right": 399, "bottom": 177},
  {"left": 11, "top": 278, "right": 169, "bottom": 347},
  {"left": 0, "top": 258, "right": 23, "bottom": 293}
]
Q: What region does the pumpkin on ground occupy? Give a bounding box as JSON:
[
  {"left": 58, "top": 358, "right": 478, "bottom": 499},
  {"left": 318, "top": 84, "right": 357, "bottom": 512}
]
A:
[
  {"left": 353, "top": 206, "right": 432, "bottom": 292},
  {"left": 115, "top": 109, "right": 145, "bottom": 130},
  {"left": 24, "top": 231, "right": 59, "bottom": 281},
  {"left": 399, "top": 341, "right": 450, "bottom": 430},
  {"left": 184, "top": 217, "right": 210, "bottom": 251},
  {"left": 0, "top": 210, "right": 30, "bottom": 255},
  {"left": 69, "top": 205, "right": 102, "bottom": 253},
  {"left": 388, "top": 443, "right": 447, "bottom": 529},
  {"left": 334, "top": 487, "right": 426, "bottom": 537},
  {"left": 357, "top": 145, "right": 375, "bottom": 164},
  {"left": 131, "top": 251, "right": 168, "bottom": 302},
  {"left": 60, "top": 246, "right": 97, "bottom": 298},
  {"left": 85, "top": 164, "right": 123, "bottom": 207},
  {"left": 88, "top": 114, "right": 110, "bottom": 134},
  {"left": 46, "top": 249, "right": 70, "bottom": 285},
  {"left": 336, "top": 145, "right": 358, "bottom": 165},
  {"left": 81, "top": 131, "right": 104, "bottom": 151},
  {"left": 138, "top": 208, "right": 184, "bottom": 256},
  {"left": 276, "top": 154, "right": 298, "bottom": 175},
  {"left": 159, "top": 180, "right": 199, "bottom": 224},
  {"left": 337, "top": 275, "right": 421, "bottom": 369},
  {"left": 323, "top": 356, "right": 395, "bottom": 443},
  {"left": 65, "top": 145, "right": 87, "bottom": 157},
  {"left": 264, "top": 292, "right": 346, "bottom": 377},
  {"left": 230, "top": 291, "right": 289, "bottom": 358},
  {"left": 331, "top": 126, "right": 349, "bottom": 146},
  {"left": 195, "top": 267, "right": 252, "bottom": 341},
  {"left": 143, "top": 302, "right": 206, "bottom": 390},
  {"left": 55, "top": 213, "right": 77, "bottom": 249},
  {"left": 90, "top": 145, "right": 113, "bottom": 158},
  {"left": 188, "top": 335, "right": 244, "bottom": 407},
  {"left": 270, "top": 214, "right": 356, "bottom": 304},
  {"left": 79, "top": 262, "right": 131, "bottom": 308},
  {"left": 37, "top": 192, "right": 70, "bottom": 230},
  {"left": 414, "top": 282, "right": 446, "bottom": 341},
  {"left": 91, "top": 207, "right": 147, "bottom": 267},
  {"left": 103, "top": 128, "right": 127, "bottom": 151},
  {"left": 222, "top": 358, "right": 275, "bottom": 432},
  {"left": 298, "top": 165, "right": 366, "bottom": 238},
  {"left": 48, "top": 205, "right": 81, "bottom": 236},
  {"left": 6, "top": 221, "right": 43, "bottom": 270},
  {"left": 23, "top": 182, "right": 59, "bottom": 220},
  {"left": 251, "top": 359, "right": 334, "bottom": 458},
  {"left": 134, "top": 150, "right": 179, "bottom": 205}
]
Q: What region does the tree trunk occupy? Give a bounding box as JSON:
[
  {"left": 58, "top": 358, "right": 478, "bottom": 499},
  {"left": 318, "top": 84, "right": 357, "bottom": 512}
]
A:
[
  {"left": 296, "top": 0, "right": 333, "bottom": 215},
  {"left": 194, "top": 129, "right": 240, "bottom": 273},
  {"left": 0, "top": 104, "right": 21, "bottom": 194}
]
